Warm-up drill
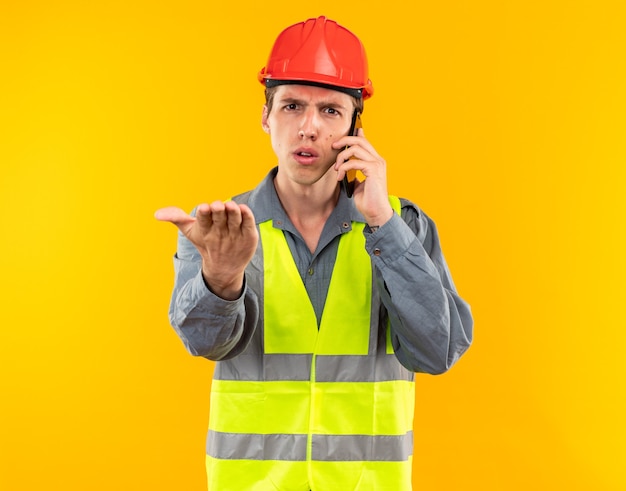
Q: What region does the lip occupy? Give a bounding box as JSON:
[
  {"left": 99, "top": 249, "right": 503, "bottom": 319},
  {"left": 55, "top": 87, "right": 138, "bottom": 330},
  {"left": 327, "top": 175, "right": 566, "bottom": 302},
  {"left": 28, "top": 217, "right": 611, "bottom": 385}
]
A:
[{"left": 293, "top": 147, "right": 319, "bottom": 165}]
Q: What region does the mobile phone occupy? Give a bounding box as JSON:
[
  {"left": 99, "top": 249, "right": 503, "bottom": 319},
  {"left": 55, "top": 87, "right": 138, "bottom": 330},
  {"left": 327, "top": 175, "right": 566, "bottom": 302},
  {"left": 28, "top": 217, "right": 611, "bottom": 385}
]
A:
[{"left": 342, "top": 111, "right": 362, "bottom": 198}]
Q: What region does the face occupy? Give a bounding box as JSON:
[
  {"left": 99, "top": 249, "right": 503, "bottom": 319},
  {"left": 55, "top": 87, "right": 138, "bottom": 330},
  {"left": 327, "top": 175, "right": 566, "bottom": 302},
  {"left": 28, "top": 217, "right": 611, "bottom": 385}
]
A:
[{"left": 261, "top": 84, "right": 355, "bottom": 190}]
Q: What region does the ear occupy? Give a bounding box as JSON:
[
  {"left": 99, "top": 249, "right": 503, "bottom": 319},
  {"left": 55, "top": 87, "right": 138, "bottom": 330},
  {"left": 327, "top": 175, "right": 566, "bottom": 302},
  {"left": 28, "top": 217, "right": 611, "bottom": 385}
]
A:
[{"left": 261, "top": 105, "right": 270, "bottom": 134}]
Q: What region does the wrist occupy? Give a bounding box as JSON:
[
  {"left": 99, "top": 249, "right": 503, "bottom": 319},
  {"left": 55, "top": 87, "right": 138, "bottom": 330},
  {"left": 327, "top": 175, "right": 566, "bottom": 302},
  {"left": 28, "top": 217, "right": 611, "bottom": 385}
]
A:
[
  {"left": 365, "top": 207, "right": 394, "bottom": 230},
  {"left": 201, "top": 267, "right": 244, "bottom": 301}
]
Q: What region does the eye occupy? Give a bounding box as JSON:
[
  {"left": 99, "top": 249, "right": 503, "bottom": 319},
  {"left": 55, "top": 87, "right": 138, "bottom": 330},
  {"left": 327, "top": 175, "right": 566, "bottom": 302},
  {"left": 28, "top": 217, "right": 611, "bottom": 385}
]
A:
[
  {"left": 284, "top": 103, "right": 299, "bottom": 111},
  {"left": 324, "top": 107, "right": 340, "bottom": 116}
]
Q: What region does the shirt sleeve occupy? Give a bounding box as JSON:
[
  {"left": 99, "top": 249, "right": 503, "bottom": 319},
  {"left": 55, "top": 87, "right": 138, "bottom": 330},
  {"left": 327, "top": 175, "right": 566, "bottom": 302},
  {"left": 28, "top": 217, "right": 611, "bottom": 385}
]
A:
[
  {"left": 364, "top": 202, "right": 473, "bottom": 374},
  {"left": 168, "top": 229, "right": 259, "bottom": 360}
]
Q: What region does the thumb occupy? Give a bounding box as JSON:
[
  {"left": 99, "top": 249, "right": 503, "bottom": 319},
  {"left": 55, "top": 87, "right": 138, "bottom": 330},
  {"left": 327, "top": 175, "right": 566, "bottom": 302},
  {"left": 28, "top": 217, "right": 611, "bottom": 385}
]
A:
[{"left": 154, "top": 206, "right": 195, "bottom": 227}]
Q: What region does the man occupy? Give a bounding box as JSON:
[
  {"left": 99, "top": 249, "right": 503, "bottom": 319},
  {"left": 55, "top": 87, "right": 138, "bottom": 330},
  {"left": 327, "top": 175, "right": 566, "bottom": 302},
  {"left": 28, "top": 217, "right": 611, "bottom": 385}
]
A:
[{"left": 156, "top": 16, "right": 473, "bottom": 491}]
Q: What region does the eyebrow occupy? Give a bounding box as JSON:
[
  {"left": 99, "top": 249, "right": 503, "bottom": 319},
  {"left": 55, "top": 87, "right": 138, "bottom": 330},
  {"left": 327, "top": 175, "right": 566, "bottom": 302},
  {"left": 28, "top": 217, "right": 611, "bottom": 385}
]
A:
[{"left": 278, "top": 96, "right": 349, "bottom": 111}]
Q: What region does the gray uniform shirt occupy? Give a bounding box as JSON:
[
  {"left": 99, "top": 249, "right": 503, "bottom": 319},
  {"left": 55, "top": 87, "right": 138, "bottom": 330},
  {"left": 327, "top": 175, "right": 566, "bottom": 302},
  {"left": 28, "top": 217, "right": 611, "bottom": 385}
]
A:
[{"left": 169, "top": 168, "right": 473, "bottom": 374}]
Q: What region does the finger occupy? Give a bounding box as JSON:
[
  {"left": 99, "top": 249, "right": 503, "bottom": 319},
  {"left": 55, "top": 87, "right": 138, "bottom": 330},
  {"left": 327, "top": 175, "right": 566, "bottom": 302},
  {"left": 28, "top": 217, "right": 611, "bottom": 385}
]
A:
[
  {"left": 224, "top": 201, "right": 244, "bottom": 233},
  {"left": 334, "top": 145, "right": 368, "bottom": 175},
  {"left": 332, "top": 133, "right": 379, "bottom": 158},
  {"left": 333, "top": 150, "right": 353, "bottom": 180},
  {"left": 202, "top": 201, "right": 226, "bottom": 229},
  {"left": 347, "top": 146, "right": 379, "bottom": 166},
  {"left": 239, "top": 204, "right": 258, "bottom": 234},
  {"left": 192, "top": 203, "right": 216, "bottom": 234},
  {"left": 154, "top": 206, "right": 195, "bottom": 227}
]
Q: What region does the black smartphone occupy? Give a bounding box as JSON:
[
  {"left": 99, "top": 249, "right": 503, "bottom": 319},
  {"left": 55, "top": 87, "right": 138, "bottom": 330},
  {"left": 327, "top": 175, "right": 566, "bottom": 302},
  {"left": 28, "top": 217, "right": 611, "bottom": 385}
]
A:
[{"left": 342, "top": 111, "right": 362, "bottom": 198}]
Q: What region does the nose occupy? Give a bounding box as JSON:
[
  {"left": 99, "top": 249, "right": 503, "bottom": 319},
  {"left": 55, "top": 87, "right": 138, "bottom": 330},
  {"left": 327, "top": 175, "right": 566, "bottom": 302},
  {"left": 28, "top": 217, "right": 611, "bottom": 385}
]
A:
[{"left": 298, "top": 110, "right": 318, "bottom": 140}]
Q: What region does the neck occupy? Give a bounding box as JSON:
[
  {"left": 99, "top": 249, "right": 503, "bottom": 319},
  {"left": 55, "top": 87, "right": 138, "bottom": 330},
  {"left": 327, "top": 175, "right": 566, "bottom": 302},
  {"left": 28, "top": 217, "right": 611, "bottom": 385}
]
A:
[
  {"left": 274, "top": 169, "right": 340, "bottom": 216},
  {"left": 273, "top": 171, "right": 340, "bottom": 253}
]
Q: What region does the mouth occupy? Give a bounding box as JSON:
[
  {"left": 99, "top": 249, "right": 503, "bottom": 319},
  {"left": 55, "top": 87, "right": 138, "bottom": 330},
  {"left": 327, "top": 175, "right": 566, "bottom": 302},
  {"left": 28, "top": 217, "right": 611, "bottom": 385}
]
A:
[
  {"left": 294, "top": 147, "right": 318, "bottom": 157},
  {"left": 293, "top": 147, "right": 319, "bottom": 165}
]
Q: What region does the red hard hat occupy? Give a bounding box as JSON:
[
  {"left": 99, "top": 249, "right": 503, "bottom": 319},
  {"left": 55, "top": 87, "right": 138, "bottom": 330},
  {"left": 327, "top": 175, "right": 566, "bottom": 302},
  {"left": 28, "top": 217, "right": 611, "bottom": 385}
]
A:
[{"left": 258, "top": 16, "right": 374, "bottom": 100}]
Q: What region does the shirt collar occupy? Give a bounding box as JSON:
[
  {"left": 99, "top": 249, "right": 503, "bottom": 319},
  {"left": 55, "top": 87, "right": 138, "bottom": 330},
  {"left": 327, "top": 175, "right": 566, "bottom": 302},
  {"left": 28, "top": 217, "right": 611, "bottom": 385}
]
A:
[{"left": 246, "top": 167, "right": 366, "bottom": 230}]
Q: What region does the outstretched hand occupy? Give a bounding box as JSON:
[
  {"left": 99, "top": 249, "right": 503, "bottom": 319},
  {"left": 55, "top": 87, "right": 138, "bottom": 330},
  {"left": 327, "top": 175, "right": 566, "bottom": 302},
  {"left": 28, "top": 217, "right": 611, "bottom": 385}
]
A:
[{"left": 155, "top": 201, "right": 258, "bottom": 300}]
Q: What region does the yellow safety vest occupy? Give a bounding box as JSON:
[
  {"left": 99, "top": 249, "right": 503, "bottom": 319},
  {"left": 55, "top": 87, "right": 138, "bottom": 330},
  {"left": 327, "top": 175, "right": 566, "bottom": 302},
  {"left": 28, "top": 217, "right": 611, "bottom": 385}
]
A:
[{"left": 206, "top": 197, "right": 415, "bottom": 490}]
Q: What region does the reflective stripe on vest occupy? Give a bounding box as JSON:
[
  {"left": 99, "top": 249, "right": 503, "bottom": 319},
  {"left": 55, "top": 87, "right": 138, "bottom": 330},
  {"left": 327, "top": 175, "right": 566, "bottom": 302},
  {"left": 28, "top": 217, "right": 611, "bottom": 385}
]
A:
[{"left": 207, "top": 196, "right": 415, "bottom": 490}]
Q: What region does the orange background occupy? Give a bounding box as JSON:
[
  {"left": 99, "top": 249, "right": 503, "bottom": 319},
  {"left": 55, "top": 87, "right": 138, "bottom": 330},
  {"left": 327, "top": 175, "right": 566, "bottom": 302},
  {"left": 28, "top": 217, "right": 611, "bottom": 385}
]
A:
[{"left": 1, "top": 1, "right": 625, "bottom": 489}]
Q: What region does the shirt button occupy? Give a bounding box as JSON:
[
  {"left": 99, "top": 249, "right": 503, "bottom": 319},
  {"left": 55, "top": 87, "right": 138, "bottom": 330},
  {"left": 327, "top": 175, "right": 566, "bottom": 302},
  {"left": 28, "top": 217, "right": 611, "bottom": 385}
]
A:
[
  {"left": 308, "top": 268, "right": 314, "bottom": 276},
  {"left": 373, "top": 248, "right": 381, "bottom": 256},
  {"left": 342, "top": 222, "right": 350, "bottom": 229}
]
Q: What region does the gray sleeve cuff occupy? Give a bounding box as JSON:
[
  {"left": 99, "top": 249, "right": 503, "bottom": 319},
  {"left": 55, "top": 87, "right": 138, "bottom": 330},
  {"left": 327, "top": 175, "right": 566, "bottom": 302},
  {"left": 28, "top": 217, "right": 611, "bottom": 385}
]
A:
[{"left": 365, "top": 213, "right": 429, "bottom": 270}]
